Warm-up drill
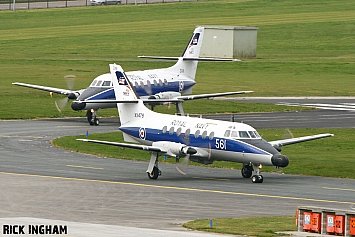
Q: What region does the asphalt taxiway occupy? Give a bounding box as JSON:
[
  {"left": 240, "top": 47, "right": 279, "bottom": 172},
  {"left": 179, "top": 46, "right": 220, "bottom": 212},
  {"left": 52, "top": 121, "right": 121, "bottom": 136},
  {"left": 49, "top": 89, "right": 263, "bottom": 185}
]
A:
[{"left": 0, "top": 109, "right": 354, "bottom": 236}]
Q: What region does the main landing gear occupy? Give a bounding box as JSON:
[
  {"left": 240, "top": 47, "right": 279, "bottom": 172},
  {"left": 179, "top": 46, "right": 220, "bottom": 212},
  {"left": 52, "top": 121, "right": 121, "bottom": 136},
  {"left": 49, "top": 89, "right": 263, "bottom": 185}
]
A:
[
  {"left": 241, "top": 163, "right": 264, "bottom": 183},
  {"left": 86, "top": 109, "right": 99, "bottom": 126},
  {"left": 146, "top": 153, "right": 162, "bottom": 180},
  {"left": 148, "top": 166, "right": 162, "bottom": 179}
]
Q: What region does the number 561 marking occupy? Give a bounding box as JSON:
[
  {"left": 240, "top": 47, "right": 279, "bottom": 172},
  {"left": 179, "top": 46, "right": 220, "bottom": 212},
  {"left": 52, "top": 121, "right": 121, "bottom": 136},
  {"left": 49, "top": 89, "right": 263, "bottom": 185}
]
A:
[{"left": 215, "top": 139, "right": 227, "bottom": 150}]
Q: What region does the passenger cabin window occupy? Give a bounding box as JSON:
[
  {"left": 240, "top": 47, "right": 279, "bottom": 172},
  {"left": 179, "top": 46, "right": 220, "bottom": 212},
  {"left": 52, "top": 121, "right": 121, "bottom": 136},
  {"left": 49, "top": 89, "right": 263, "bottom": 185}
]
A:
[
  {"left": 102, "top": 81, "right": 111, "bottom": 87},
  {"left": 239, "top": 131, "right": 250, "bottom": 138},
  {"left": 169, "top": 127, "right": 174, "bottom": 135},
  {"left": 158, "top": 79, "right": 163, "bottom": 87},
  {"left": 162, "top": 126, "right": 167, "bottom": 134},
  {"left": 184, "top": 129, "right": 190, "bottom": 140},
  {"left": 194, "top": 130, "right": 200, "bottom": 138},
  {"left": 224, "top": 130, "right": 231, "bottom": 137},
  {"left": 202, "top": 131, "right": 207, "bottom": 139},
  {"left": 140, "top": 81, "right": 144, "bottom": 88},
  {"left": 147, "top": 80, "right": 151, "bottom": 88},
  {"left": 209, "top": 131, "right": 215, "bottom": 140},
  {"left": 153, "top": 80, "right": 158, "bottom": 86},
  {"left": 176, "top": 127, "right": 182, "bottom": 136},
  {"left": 134, "top": 82, "right": 139, "bottom": 88},
  {"left": 164, "top": 79, "right": 168, "bottom": 86}
]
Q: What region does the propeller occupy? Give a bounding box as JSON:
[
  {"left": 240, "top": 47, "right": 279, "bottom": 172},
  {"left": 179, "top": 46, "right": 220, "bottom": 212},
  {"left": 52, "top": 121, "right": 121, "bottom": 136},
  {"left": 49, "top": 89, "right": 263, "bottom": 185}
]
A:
[
  {"left": 272, "top": 128, "right": 294, "bottom": 174},
  {"left": 54, "top": 75, "right": 76, "bottom": 112},
  {"left": 175, "top": 146, "right": 197, "bottom": 176},
  {"left": 175, "top": 155, "right": 190, "bottom": 176}
]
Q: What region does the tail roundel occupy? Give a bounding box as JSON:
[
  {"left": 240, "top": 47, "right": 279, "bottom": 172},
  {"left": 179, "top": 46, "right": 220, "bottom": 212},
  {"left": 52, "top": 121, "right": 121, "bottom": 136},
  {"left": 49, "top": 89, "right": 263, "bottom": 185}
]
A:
[{"left": 110, "top": 64, "right": 139, "bottom": 101}]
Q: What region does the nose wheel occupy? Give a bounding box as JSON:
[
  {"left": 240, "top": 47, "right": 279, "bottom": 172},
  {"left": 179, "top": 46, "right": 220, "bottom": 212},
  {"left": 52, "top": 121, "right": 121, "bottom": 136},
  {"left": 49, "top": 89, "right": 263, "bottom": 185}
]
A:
[
  {"left": 251, "top": 175, "right": 263, "bottom": 183},
  {"left": 86, "top": 110, "right": 99, "bottom": 126},
  {"left": 242, "top": 163, "right": 264, "bottom": 183}
]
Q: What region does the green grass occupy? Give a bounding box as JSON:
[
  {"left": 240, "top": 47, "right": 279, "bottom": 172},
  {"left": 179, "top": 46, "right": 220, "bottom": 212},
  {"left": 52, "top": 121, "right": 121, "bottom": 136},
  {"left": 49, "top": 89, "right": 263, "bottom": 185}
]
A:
[
  {"left": 1, "top": 0, "right": 355, "bottom": 119},
  {"left": 52, "top": 128, "right": 355, "bottom": 179},
  {"left": 183, "top": 216, "right": 297, "bottom": 237}
]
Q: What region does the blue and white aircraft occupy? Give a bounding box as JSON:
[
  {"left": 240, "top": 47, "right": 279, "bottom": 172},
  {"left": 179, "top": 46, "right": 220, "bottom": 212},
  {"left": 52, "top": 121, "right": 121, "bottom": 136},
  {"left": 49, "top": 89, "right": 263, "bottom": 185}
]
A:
[
  {"left": 13, "top": 26, "right": 240, "bottom": 126},
  {"left": 75, "top": 64, "right": 334, "bottom": 183}
]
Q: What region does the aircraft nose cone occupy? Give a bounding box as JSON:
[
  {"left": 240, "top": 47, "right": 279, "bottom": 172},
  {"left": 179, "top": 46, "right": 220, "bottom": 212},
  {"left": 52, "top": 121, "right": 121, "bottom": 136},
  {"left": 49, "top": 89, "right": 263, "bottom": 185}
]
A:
[
  {"left": 271, "top": 154, "right": 289, "bottom": 167},
  {"left": 71, "top": 101, "right": 86, "bottom": 111}
]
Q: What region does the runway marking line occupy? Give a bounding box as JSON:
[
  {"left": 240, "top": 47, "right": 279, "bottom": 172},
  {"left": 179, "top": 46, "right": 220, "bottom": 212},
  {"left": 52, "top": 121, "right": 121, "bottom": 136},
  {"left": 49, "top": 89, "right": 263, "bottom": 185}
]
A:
[
  {"left": 66, "top": 164, "right": 104, "bottom": 170},
  {"left": 323, "top": 187, "right": 355, "bottom": 192},
  {"left": 0, "top": 171, "right": 354, "bottom": 205}
]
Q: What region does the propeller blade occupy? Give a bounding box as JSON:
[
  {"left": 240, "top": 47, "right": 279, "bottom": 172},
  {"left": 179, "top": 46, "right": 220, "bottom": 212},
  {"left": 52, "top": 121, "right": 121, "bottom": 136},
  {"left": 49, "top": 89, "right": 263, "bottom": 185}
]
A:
[
  {"left": 55, "top": 97, "right": 69, "bottom": 112},
  {"left": 64, "top": 75, "right": 76, "bottom": 91},
  {"left": 175, "top": 154, "right": 190, "bottom": 176}
]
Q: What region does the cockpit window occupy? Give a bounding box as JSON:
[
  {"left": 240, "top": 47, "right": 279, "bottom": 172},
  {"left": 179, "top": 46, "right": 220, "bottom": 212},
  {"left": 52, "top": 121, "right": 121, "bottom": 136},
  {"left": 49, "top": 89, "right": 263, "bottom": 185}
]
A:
[
  {"left": 248, "top": 131, "right": 260, "bottom": 138},
  {"left": 90, "top": 80, "right": 97, "bottom": 87},
  {"left": 239, "top": 131, "right": 250, "bottom": 138},
  {"left": 224, "top": 130, "right": 231, "bottom": 137},
  {"left": 248, "top": 131, "right": 256, "bottom": 138},
  {"left": 95, "top": 80, "right": 102, "bottom": 86},
  {"left": 231, "top": 131, "right": 238, "bottom": 138},
  {"left": 102, "top": 81, "right": 111, "bottom": 87}
]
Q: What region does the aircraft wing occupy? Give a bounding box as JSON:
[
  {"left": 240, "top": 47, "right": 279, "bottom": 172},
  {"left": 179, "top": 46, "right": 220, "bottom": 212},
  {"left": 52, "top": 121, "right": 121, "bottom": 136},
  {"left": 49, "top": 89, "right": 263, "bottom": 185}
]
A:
[
  {"left": 138, "top": 56, "right": 240, "bottom": 62},
  {"left": 77, "top": 139, "right": 167, "bottom": 153},
  {"left": 12, "top": 82, "right": 74, "bottom": 95},
  {"left": 177, "top": 91, "right": 253, "bottom": 100},
  {"left": 269, "top": 133, "right": 334, "bottom": 148},
  {"left": 73, "top": 98, "right": 184, "bottom": 105}
]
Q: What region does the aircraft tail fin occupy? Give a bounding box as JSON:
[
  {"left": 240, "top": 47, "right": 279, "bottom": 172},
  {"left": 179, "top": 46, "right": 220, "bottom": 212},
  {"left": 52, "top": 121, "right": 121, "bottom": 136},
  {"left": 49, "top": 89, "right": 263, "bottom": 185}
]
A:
[
  {"left": 164, "top": 26, "right": 205, "bottom": 81},
  {"left": 110, "top": 64, "right": 153, "bottom": 125}
]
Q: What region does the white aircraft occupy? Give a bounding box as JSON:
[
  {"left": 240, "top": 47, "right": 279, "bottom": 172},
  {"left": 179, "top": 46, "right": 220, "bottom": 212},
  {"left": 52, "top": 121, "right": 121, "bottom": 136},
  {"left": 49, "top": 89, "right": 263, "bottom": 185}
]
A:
[
  {"left": 13, "top": 26, "right": 240, "bottom": 126},
  {"left": 75, "top": 64, "right": 334, "bottom": 183}
]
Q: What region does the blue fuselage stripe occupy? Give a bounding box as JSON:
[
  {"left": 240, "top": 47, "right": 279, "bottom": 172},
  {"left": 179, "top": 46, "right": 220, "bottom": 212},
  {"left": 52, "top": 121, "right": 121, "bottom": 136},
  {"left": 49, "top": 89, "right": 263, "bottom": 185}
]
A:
[
  {"left": 120, "top": 127, "right": 269, "bottom": 155},
  {"left": 80, "top": 81, "right": 196, "bottom": 101}
]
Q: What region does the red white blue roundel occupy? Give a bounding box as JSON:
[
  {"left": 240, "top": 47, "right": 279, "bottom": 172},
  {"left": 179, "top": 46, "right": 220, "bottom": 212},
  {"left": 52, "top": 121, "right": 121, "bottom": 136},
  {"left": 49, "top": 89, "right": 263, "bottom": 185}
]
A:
[
  {"left": 179, "top": 81, "right": 184, "bottom": 92},
  {"left": 139, "top": 127, "right": 146, "bottom": 140}
]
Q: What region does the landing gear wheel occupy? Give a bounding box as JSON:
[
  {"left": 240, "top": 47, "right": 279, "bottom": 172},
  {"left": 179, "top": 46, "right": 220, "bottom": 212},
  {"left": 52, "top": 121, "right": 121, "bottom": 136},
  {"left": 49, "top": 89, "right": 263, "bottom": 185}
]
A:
[
  {"left": 251, "top": 175, "right": 263, "bottom": 183},
  {"left": 241, "top": 165, "right": 253, "bottom": 178},
  {"left": 148, "top": 166, "right": 161, "bottom": 180},
  {"left": 94, "top": 118, "right": 99, "bottom": 126}
]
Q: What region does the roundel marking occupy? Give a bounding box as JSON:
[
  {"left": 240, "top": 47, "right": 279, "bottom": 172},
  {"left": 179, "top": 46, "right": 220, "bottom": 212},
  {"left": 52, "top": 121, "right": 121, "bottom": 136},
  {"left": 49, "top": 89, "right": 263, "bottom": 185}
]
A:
[
  {"left": 139, "top": 127, "right": 146, "bottom": 140},
  {"left": 179, "top": 81, "right": 184, "bottom": 92}
]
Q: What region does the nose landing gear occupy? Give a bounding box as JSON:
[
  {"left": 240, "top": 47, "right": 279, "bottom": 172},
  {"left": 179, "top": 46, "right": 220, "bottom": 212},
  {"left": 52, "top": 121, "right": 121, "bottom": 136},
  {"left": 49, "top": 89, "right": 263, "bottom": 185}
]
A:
[{"left": 86, "top": 109, "right": 99, "bottom": 126}]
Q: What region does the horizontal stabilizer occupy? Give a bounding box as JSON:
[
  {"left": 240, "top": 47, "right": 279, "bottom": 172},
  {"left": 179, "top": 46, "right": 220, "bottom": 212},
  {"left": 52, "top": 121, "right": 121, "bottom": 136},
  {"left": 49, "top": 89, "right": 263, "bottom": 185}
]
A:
[
  {"left": 177, "top": 91, "right": 253, "bottom": 100},
  {"left": 269, "top": 133, "right": 334, "bottom": 147},
  {"left": 77, "top": 139, "right": 167, "bottom": 153},
  {"left": 138, "top": 56, "right": 240, "bottom": 62}
]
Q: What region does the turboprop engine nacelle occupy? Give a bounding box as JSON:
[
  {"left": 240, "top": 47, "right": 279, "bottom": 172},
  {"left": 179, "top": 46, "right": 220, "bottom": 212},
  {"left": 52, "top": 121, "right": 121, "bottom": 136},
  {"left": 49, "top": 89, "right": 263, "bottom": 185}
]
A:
[
  {"left": 152, "top": 141, "right": 196, "bottom": 157},
  {"left": 148, "top": 92, "right": 182, "bottom": 100}
]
